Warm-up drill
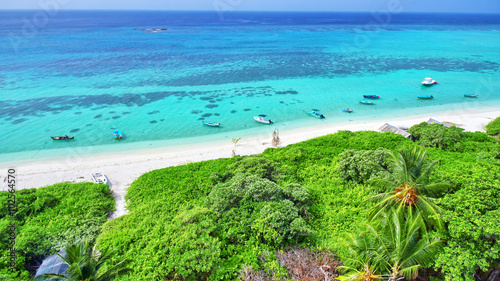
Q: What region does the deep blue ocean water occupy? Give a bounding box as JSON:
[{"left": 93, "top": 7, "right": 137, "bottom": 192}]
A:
[{"left": 1, "top": 11, "right": 500, "bottom": 163}]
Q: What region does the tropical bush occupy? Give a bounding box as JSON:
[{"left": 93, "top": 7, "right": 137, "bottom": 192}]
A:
[
  {"left": 206, "top": 174, "right": 311, "bottom": 247},
  {"left": 408, "top": 122, "right": 464, "bottom": 150},
  {"left": 0, "top": 183, "right": 114, "bottom": 280},
  {"left": 338, "top": 147, "right": 391, "bottom": 184},
  {"left": 435, "top": 179, "right": 500, "bottom": 281},
  {"left": 485, "top": 116, "right": 500, "bottom": 136}
]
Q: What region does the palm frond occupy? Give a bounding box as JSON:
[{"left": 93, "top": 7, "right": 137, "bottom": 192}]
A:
[{"left": 33, "top": 274, "right": 70, "bottom": 281}]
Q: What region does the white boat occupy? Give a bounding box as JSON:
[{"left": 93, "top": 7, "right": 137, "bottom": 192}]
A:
[
  {"left": 254, "top": 115, "right": 273, "bottom": 124},
  {"left": 91, "top": 173, "right": 108, "bottom": 185},
  {"left": 422, "top": 77, "right": 438, "bottom": 86}
]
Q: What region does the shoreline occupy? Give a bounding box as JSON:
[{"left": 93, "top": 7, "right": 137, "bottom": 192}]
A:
[{"left": 1, "top": 107, "right": 498, "bottom": 218}]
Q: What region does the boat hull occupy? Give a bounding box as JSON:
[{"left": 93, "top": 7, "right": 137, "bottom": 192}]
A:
[
  {"left": 51, "top": 136, "right": 74, "bottom": 140},
  {"left": 342, "top": 109, "right": 353, "bottom": 113},
  {"left": 359, "top": 101, "right": 374, "bottom": 105},
  {"left": 418, "top": 96, "right": 434, "bottom": 99},
  {"left": 91, "top": 173, "right": 108, "bottom": 185},
  {"left": 254, "top": 116, "right": 272, "bottom": 124},
  {"left": 464, "top": 94, "right": 478, "bottom": 98},
  {"left": 113, "top": 129, "right": 123, "bottom": 139},
  {"left": 203, "top": 121, "right": 221, "bottom": 127},
  {"left": 307, "top": 110, "right": 325, "bottom": 118},
  {"left": 363, "top": 95, "right": 380, "bottom": 99}
]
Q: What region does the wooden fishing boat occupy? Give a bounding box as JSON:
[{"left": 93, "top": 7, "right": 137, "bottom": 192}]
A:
[
  {"left": 363, "top": 95, "right": 380, "bottom": 99},
  {"left": 307, "top": 110, "right": 325, "bottom": 119},
  {"left": 464, "top": 94, "right": 478, "bottom": 98},
  {"left": 113, "top": 129, "right": 123, "bottom": 139},
  {"left": 91, "top": 173, "right": 108, "bottom": 185},
  {"left": 359, "top": 100, "right": 374, "bottom": 105},
  {"left": 418, "top": 95, "right": 434, "bottom": 99},
  {"left": 51, "top": 135, "right": 74, "bottom": 140},
  {"left": 203, "top": 121, "right": 221, "bottom": 127},
  {"left": 342, "top": 109, "right": 353, "bottom": 113},
  {"left": 422, "top": 77, "right": 438, "bottom": 86},
  {"left": 254, "top": 115, "right": 273, "bottom": 124}
]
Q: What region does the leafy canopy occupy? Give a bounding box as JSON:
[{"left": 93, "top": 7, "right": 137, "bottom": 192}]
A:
[{"left": 408, "top": 122, "right": 464, "bottom": 150}]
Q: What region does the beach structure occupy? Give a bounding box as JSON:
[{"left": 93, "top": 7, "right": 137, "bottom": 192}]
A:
[
  {"left": 35, "top": 251, "right": 68, "bottom": 277},
  {"left": 427, "top": 118, "right": 451, "bottom": 127},
  {"left": 378, "top": 123, "right": 412, "bottom": 139}
]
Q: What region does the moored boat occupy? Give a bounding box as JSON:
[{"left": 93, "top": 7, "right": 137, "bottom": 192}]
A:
[
  {"left": 342, "top": 109, "right": 353, "bottom": 113},
  {"left": 254, "top": 115, "right": 273, "bottom": 124},
  {"left": 51, "top": 135, "right": 74, "bottom": 140},
  {"left": 307, "top": 110, "right": 325, "bottom": 119},
  {"left": 422, "top": 77, "right": 438, "bottom": 86},
  {"left": 418, "top": 95, "right": 434, "bottom": 99},
  {"left": 113, "top": 129, "right": 123, "bottom": 139},
  {"left": 91, "top": 173, "right": 108, "bottom": 185},
  {"left": 363, "top": 95, "right": 380, "bottom": 99},
  {"left": 464, "top": 94, "right": 478, "bottom": 98},
  {"left": 359, "top": 100, "right": 374, "bottom": 105},
  {"left": 203, "top": 121, "right": 221, "bottom": 127}
]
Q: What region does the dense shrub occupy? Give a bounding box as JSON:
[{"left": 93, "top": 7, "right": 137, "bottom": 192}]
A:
[
  {"left": 408, "top": 122, "right": 464, "bottom": 150},
  {"left": 486, "top": 116, "right": 500, "bottom": 136},
  {"left": 338, "top": 147, "right": 391, "bottom": 184},
  {"left": 0, "top": 183, "right": 114, "bottom": 280},
  {"left": 436, "top": 179, "right": 500, "bottom": 281},
  {"left": 206, "top": 174, "right": 312, "bottom": 247},
  {"left": 210, "top": 155, "right": 280, "bottom": 183}
]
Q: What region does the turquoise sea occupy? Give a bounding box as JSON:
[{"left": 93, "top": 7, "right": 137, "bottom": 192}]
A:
[{"left": 1, "top": 11, "right": 500, "bottom": 163}]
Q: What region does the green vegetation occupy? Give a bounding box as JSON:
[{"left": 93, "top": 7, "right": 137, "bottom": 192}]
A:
[
  {"left": 340, "top": 210, "right": 442, "bottom": 281},
  {"left": 5, "top": 120, "right": 500, "bottom": 280},
  {"left": 369, "top": 146, "right": 448, "bottom": 230},
  {"left": 486, "top": 116, "right": 500, "bottom": 136},
  {"left": 408, "top": 122, "right": 464, "bottom": 150},
  {"left": 34, "top": 241, "right": 129, "bottom": 281},
  {"left": 95, "top": 128, "right": 499, "bottom": 280},
  {"left": 0, "top": 183, "right": 114, "bottom": 280}
]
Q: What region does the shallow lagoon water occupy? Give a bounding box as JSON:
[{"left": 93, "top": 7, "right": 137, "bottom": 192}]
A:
[{"left": 0, "top": 11, "right": 499, "bottom": 163}]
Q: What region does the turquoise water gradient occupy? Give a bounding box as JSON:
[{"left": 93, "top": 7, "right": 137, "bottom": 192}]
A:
[{"left": 1, "top": 12, "right": 499, "bottom": 163}]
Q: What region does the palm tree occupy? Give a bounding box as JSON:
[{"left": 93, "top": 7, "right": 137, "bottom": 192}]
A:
[
  {"left": 369, "top": 146, "right": 448, "bottom": 229},
  {"left": 339, "top": 210, "right": 442, "bottom": 281},
  {"left": 34, "top": 242, "right": 129, "bottom": 281},
  {"left": 337, "top": 263, "right": 383, "bottom": 281},
  {"left": 375, "top": 211, "right": 442, "bottom": 280}
]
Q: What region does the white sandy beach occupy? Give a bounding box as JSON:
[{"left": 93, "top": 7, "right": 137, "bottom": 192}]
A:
[{"left": 1, "top": 108, "right": 498, "bottom": 219}]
